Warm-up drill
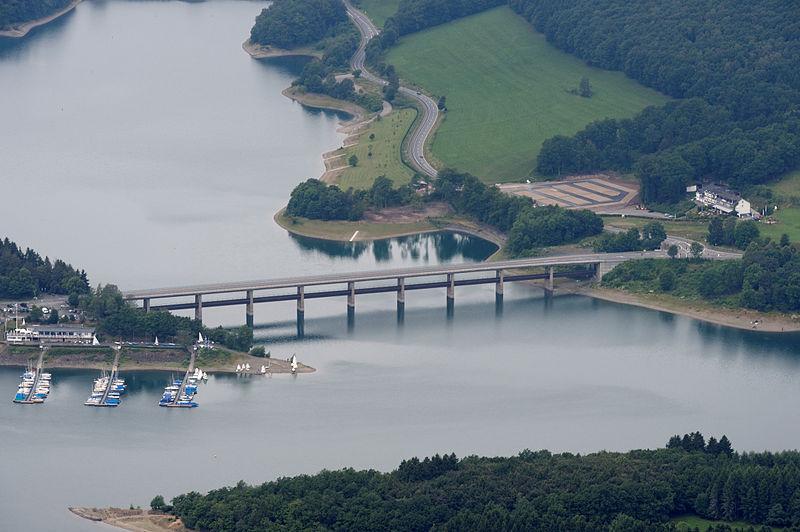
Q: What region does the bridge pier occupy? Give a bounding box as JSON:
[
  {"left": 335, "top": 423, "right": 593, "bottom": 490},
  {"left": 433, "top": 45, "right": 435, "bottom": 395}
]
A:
[
  {"left": 397, "top": 277, "right": 405, "bottom": 322},
  {"left": 143, "top": 298, "right": 150, "bottom": 313},
  {"left": 246, "top": 290, "right": 254, "bottom": 327},
  {"left": 595, "top": 262, "right": 618, "bottom": 283},
  {"left": 296, "top": 286, "right": 305, "bottom": 338},
  {"left": 194, "top": 294, "right": 202, "bottom": 323},
  {"left": 347, "top": 281, "right": 355, "bottom": 309},
  {"left": 545, "top": 267, "right": 554, "bottom": 296},
  {"left": 495, "top": 270, "right": 504, "bottom": 296},
  {"left": 446, "top": 273, "right": 455, "bottom": 301}
]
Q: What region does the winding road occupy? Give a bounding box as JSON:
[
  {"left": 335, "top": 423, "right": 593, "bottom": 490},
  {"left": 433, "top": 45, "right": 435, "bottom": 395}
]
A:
[{"left": 345, "top": 1, "right": 439, "bottom": 178}]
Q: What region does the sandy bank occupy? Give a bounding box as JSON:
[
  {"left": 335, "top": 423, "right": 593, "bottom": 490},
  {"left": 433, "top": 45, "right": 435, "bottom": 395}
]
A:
[
  {"left": 0, "top": 0, "right": 82, "bottom": 38},
  {"left": 0, "top": 344, "right": 315, "bottom": 374},
  {"left": 242, "top": 39, "right": 322, "bottom": 60},
  {"left": 584, "top": 287, "right": 800, "bottom": 333},
  {"left": 70, "top": 507, "right": 186, "bottom": 532}
]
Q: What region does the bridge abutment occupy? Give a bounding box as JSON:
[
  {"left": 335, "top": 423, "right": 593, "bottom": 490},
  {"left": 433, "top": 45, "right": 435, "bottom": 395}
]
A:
[
  {"left": 397, "top": 277, "right": 405, "bottom": 322},
  {"left": 296, "top": 286, "right": 305, "bottom": 338},
  {"left": 143, "top": 298, "right": 150, "bottom": 313}
]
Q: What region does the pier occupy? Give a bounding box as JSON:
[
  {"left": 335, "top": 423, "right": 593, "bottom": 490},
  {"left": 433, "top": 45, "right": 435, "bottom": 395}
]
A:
[
  {"left": 124, "top": 252, "right": 681, "bottom": 324},
  {"left": 13, "top": 347, "right": 49, "bottom": 404},
  {"left": 160, "top": 348, "right": 198, "bottom": 408}
]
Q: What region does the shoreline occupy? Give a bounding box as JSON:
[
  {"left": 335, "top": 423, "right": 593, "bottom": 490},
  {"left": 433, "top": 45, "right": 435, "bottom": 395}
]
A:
[
  {"left": 0, "top": 0, "right": 82, "bottom": 38},
  {"left": 242, "top": 39, "right": 322, "bottom": 60},
  {"left": 0, "top": 344, "right": 316, "bottom": 374},
  {"left": 582, "top": 287, "right": 800, "bottom": 333},
  {"left": 274, "top": 208, "right": 507, "bottom": 248}
]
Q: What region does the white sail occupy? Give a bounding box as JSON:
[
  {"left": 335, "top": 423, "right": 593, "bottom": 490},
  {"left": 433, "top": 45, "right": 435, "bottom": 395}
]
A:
[
  {"left": 92, "top": 335, "right": 100, "bottom": 346},
  {"left": 198, "top": 332, "right": 204, "bottom": 343},
  {"left": 154, "top": 336, "right": 159, "bottom": 346},
  {"left": 245, "top": 363, "right": 251, "bottom": 371},
  {"left": 290, "top": 355, "right": 298, "bottom": 372},
  {"left": 236, "top": 364, "right": 241, "bottom": 372}
]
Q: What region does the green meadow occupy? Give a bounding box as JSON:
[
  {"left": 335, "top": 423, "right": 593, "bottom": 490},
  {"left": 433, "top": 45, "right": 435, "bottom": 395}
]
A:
[
  {"left": 386, "top": 6, "right": 669, "bottom": 182},
  {"left": 356, "top": 0, "right": 400, "bottom": 27}
]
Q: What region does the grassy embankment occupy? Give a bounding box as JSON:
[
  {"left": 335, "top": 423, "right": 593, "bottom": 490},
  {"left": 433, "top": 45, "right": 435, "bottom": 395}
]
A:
[
  {"left": 764, "top": 170, "right": 800, "bottom": 241},
  {"left": 602, "top": 216, "right": 710, "bottom": 242},
  {"left": 386, "top": 6, "right": 669, "bottom": 182},
  {"left": 334, "top": 107, "right": 418, "bottom": 189},
  {"left": 275, "top": 209, "right": 439, "bottom": 241},
  {"left": 356, "top": 0, "right": 400, "bottom": 27},
  {"left": 672, "top": 514, "right": 786, "bottom": 531}
]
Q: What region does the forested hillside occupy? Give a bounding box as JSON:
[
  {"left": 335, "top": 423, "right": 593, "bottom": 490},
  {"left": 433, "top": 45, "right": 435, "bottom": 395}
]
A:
[
  {"left": 0, "top": 238, "right": 89, "bottom": 300},
  {"left": 167, "top": 433, "right": 800, "bottom": 530},
  {"left": 250, "top": 0, "right": 348, "bottom": 48},
  {"left": 0, "top": 0, "right": 70, "bottom": 29},
  {"left": 510, "top": 0, "right": 800, "bottom": 204}
]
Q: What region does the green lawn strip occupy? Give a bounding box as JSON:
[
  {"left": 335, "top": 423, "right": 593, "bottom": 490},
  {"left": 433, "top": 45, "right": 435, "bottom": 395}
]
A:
[
  {"left": 602, "top": 216, "right": 710, "bottom": 242},
  {"left": 764, "top": 170, "right": 800, "bottom": 241},
  {"left": 337, "top": 108, "right": 417, "bottom": 190},
  {"left": 357, "top": 0, "right": 400, "bottom": 27},
  {"left": 386, "top": 6, "right": 668, "bottom": 182},
  {"left": 276, "top": 211, "right": 438, "bottom": 241},
  {"left": 672, "top": 514, "right": 785, "bottom": 531}
]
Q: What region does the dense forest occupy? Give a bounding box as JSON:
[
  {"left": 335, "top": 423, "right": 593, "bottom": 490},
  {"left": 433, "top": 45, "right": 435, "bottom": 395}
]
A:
[
  {"left": 166, "top": 433, "right": 800, "bottom": 530},
  {"left": 594, "top": 222, "right": 667, "bottom": 253},
  {"left": 0, "top": 238, "right": 89, "bottom": 300},
  {"left": 250, "top": 0, "right": 348, "bottom": 49},
  {"left": 286, "top": 177, "right": 415, "bottom": 221},
  {"left": 0, "top": 0, "right": 70, "bottom": 29},
  {"left": 510, "top": 0, "right": 800, "bottom": 204},
  {"left": 602, "top": 234, "right": 800, "bottom": 312}
]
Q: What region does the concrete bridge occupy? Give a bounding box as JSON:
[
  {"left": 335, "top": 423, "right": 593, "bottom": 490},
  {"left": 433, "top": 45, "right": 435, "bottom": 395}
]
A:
[{"left": 122, "top": 251, "right": 672, "bottom": 327}]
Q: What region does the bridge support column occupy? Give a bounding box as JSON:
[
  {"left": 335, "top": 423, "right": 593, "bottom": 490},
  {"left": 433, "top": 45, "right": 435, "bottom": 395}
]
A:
[
  {"left": 143, "top": 298, "right": 150, "bottom": 313},
  {"left": 446, "top": 273, "right": 455, "bottom": 318},
  {"left": 194, "top": 294, "right": 202, "bottom": 323},
  {"left": 296, "top": 286, "right": 305, "bottom": 338},
  {"left": 545, "top": 267, "right": 554, "bottom": 296},
  {"left": 495, "top": 270, "right": 504, "bottom": 296},
  {"left": 246, "top": 290, "right": 254, "bottom": 327},
  {"left": 347, "top": 281, "right": 356, "bottom": 309},
  {"left": 595, "top": 262, "right": 618, "bottom": 283},
  {"left": 397, "top": 277, "right": 405, "bottom": 323}
]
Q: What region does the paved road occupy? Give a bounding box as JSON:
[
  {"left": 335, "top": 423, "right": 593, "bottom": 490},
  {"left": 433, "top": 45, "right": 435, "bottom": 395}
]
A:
[
  {"left": 345, "top": 1, "right": 439, "bottom": 178},
  {"left": 124, "top": 251, "right": 678, "bottom": 300}
]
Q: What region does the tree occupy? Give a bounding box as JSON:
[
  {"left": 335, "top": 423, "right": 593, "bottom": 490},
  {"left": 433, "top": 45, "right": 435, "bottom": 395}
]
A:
[
  {"left": 28, "top": 305, "right": 43, "bottom": 322},
  {"left": 46, "top": 309, "right": 59, "bottom": 324},
  {"left": 579, "top": 76, "right": 593, "bottom": 98},
  {"left": 667, "top": 244, "right": 679, "bottom": 259},
  {"left": 690, "top": 242, "right": 704, "bottom": 259},
  {"left": 150, "top": 495, "right": 166, "bottom": 511},
  {"left": 348, "top": 154, "right": 359, "bottom": 167},
  {"left": 708, "top": 218, "right": 724, "bottom": 246},
  {"left": 780, "top": 233, "right": 790, "bottom": 247},
  {"left": 437, "top": 95, "right": 447, "bottom": 110},
  {"left": 734, "top": 220, "right": 760, "bottom": 249},
  {"left": 659, "top": 270, "right": 675, "bottom": 291}
]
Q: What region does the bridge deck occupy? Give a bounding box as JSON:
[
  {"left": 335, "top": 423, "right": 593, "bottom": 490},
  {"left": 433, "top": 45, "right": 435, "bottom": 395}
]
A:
[{"left": 123, "top": 251, "right": 666, "bottom": 300}]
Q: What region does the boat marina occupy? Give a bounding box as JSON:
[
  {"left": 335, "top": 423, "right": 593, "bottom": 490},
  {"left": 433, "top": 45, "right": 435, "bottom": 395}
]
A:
[
  {"left": 12, "top": 348, "right": 50, "bottom": 405},
  {"left": 159, "top": 345, "right": 207, "bottom": 408}
]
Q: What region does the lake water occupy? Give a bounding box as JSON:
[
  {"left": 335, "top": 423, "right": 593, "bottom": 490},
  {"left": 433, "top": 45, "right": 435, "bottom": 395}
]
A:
[{"left": 1, "top": 1, "right": 800, "bottom": 531}]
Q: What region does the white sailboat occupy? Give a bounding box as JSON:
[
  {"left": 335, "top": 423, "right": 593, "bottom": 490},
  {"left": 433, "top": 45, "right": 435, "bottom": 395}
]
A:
[
  {"left": 236, "top": 364, "right": 242, "bottom": 372},
  {"left": 290, "top": 355, "right": 298, "bottom": 374},
  {"left": 154, "top": 336, "right": 159, "bottom": 346}
]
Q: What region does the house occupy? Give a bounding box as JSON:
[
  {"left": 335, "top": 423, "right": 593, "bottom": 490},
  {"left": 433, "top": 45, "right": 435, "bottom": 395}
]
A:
[
  {"left": 695, "top": 184, "right": 752, "bottom": 218},
  {"left": 6, "top": 324, "right": 96, "bottom": 345}
]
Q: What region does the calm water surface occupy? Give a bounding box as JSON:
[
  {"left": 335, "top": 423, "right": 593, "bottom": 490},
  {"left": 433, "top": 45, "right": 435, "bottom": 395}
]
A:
[{"left": 1, "top": 1, "right": 800, "bottom": 531}]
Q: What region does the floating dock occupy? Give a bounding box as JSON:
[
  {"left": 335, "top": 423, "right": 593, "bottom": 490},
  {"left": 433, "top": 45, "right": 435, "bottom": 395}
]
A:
[
  {"left": 159, "top": 348, "right": 199, "bottom": 408},
  {"left": 13, "top": 349, "right": 50, "bottom": 405},
  {"left": 84, "top": 348, "right": 125, "bottom": 407}
]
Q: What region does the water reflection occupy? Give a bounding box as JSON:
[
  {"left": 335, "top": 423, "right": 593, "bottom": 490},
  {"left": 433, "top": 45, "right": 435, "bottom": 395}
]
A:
[{"left": 289, "top": 231, "right": 498, "bottom": 264}]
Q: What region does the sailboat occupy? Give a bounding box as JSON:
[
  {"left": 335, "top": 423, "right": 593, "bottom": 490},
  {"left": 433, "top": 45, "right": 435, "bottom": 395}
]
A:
[
  {"left": 154, "top": 336, "right": 159, "bottom": 346},
  {"left": 198, "top": 332, "right": 204, "bottom": 344},
  {"left": 259, "top": 365, "right": 266, "bottom": 374},
  {"left": 236, "top": 364, "right": 242, "bottom": 372},
  {"left": 290, "top": 355, "right": 298, "bottom": 374},
  {"left": 245, "top": 363, "right": 251, "bottom": 372}
]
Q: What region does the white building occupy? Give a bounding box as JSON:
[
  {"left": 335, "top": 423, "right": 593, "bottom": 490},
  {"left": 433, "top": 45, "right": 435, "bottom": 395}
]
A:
[
  {"left": 695, "top": 184, "right": 751, "bottom": 218},
  {"left": 6, "top": 324, "right": 96, "bottom": 345}
]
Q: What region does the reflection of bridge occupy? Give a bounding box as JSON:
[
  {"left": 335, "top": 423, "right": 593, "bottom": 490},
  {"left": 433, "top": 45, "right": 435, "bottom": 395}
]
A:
[{"left": 123, "top": 252, "right": 673, "bottom": 326}]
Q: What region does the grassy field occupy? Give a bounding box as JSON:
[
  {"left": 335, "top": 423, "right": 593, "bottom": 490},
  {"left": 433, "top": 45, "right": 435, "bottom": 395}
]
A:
[
  {"left": 672, "top": 514, "right": 785, "bottom": 531},
  {"left": 386, "top": 6, "right": 669, "bottom": 182},
  {"left": 357, "top": 0, "right": 400, "bottom": 27},
  {"left": 603, "top": 216, "right": 710, "bottom": 242},
  {"left": 336, "top": 108, "right": 417, "bottom": 190},
  {"left": 763, "top": 170, "right": 800, "bottom": 242}
]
